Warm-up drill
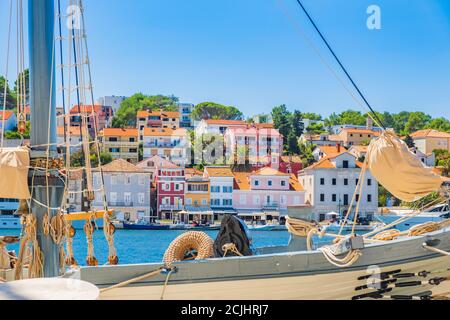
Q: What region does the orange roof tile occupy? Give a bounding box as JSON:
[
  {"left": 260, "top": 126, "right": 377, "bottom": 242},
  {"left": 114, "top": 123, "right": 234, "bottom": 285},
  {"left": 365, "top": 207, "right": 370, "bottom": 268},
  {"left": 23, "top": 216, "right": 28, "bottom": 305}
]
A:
[
  {"left": 253, "top": 167, "right": 289, "bottom": 176},
  {"left": 233, "top": 172, "right": 251, "bottom": 190},
  {"left": 0, "top": 110, "right": 14, "bottom": 121},
  {"left": 289, "top": 174, "right": 304, "bottom": 191},
  {"left": 410, "top": 129, "right": 450, "bottom": 139},
  {"left": 99, "top": 159, "right": 145, "bottom": 172},
  {"left": 69, "top": 105, "right": 103, "bottom": 114},
  {"left": 205, "top": 166, "right": 234, "bottom": 177},
  {"left": 143, "top": 127, "right": 187, "bottom": 137},
  {"left": 316, "top": 145, "right": 347, "bottom": 157},
  {"left": 102, "top": 128, "right": 138, "bottom": 137}
]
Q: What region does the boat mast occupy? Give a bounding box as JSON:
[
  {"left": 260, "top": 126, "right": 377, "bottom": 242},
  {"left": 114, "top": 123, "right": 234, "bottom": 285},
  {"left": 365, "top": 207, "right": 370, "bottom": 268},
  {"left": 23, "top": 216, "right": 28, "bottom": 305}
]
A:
[{"left": 29, "top": 0, "right": 64, "bottom": 277}]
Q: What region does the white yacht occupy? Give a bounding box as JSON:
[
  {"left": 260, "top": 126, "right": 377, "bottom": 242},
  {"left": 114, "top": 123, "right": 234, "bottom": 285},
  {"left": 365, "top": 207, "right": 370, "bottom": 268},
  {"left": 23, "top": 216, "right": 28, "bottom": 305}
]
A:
[{"left": 376, "top": 203, "right": 450, "bottom": 230}]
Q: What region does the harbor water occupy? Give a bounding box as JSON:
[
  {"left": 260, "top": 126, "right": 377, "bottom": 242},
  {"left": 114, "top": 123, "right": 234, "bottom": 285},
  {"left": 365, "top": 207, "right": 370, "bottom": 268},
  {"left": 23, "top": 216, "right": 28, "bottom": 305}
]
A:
[{"left": 0, "top": 229, "right": 294, "bottom": 266}]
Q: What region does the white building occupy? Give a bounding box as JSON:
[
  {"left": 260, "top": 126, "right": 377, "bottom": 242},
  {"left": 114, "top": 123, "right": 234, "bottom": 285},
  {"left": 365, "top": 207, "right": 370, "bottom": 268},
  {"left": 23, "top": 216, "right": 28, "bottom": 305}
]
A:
[
  {"left": 96, "top": 96, "right": 126, "bottom": 113},
  {"left": 410, "top": 147, "right": 435, "bottom": 167},
  {"left": 299, "top": 152, "right": 378, "bottom": 221},
  {"left": 203, "top": 166, "right": 236, "bottom": 214},
  {"left": 178, "top": 103, "right": 194, "bottom": 128},
  {"left": 195, "top": 119, "right": 247, "bottom": 136},
  {"left": 142, "top": 128, "right": 188, "bottom": 166}
]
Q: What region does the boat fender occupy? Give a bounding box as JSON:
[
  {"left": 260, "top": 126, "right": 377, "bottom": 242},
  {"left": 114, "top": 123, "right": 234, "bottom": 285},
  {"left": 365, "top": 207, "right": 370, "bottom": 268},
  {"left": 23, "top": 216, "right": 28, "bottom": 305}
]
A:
[
  {"left": 213, "top": 215, "right": 252, "bottom": 257},
  {"left": 163, "top": 231, "right": 214, "bottom": 267}
]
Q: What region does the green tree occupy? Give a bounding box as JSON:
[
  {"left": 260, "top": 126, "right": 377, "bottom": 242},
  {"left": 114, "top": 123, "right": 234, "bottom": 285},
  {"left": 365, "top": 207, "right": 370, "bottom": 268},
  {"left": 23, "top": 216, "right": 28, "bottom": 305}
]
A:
[
  {"left": 324, "top": 112, "right": 340, "bottom": 127},
  {"left": 338, "top": 110, "right": 366, "bottom": 126},
  {"left": 271, "top": 104, "right": 291, "bottom": 152},
  {"left": 299, "top": 142, "right": 315, "bottom": 167},
  {"left": 425, "top": 117, "right": 450, "bottom": 133},
  {"left": 191, "top": 102, "right": 243, "bottom": 121},
  {"left": 404, "top": 112, "right": 431, "bottom": 134},
  {"left": 112, "top": 93, "right": 178, "bottom": 127},
  {"left": 290, "top": 110, "right": 303, "bottom": 136},
  {"left": 301, "top": 112, "right": 322, "bottom": 121},
  {"left": 403, "top": 135, "right": 415, "bottom": 148},
  {"left": 14, "top": 68, "right": 30, "bottom": 104},
  {"left": 0, "top": 76, "right": 16, "bottom": 109},
  {"left": 306, "top": 122, "right": 326, "bottom": 135},
  {"left": 392, "top": 111, "right": 411, "bottom": 135}
]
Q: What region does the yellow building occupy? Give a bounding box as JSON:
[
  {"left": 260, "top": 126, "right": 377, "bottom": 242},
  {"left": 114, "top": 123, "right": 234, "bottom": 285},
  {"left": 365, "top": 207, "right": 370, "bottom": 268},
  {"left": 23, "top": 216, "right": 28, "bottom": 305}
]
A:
[
  {"left": 182, "top": 169, "right": 213, "bottom": 224},
  {"left": 410, "top": 129, "right": 450, "bottom": 155},
  {"left": 102, "top": 128, "right": 139, "bottom": 164},
  {"left": 336, "top": 128, "right": 380, "bottom": 147}
]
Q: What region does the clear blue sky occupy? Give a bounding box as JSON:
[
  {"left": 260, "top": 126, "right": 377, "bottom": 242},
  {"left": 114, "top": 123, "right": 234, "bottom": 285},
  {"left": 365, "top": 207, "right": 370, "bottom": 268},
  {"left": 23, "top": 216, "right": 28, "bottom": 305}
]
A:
[{"left": 1, "top": 0, "right": 449, "bottom": 119}]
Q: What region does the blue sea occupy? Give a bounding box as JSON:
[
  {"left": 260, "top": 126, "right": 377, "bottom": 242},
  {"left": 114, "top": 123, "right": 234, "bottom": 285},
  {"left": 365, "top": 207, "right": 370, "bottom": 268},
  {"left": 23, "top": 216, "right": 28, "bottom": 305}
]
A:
[{"left": 0, "top": 229, "right": 295, "bottom": 266}]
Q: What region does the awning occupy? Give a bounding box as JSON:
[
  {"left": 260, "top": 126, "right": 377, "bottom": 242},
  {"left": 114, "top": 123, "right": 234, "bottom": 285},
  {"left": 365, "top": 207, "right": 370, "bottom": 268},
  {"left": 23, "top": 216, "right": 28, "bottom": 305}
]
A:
[{"left": 184, "top": 206, "right": 214, "bottom": 215}]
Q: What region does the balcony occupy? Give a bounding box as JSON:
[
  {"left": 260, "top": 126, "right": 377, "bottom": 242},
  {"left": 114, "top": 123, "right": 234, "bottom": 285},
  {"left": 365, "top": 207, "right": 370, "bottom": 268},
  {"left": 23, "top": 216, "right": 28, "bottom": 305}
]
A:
[
  {"left": 108, "top": 201, "right": 134, "bottom": 207},
  {"left": 159, "top": 204, "right": 184, "bottom": 211},
  {"left": 262, "top": 202, "right": 279, "bottom": 210}
]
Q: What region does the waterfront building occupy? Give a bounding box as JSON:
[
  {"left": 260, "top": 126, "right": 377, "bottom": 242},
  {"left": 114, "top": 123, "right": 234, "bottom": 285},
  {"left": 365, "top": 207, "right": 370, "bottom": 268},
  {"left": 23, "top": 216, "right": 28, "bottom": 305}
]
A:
[
  {"left": 101, "top": 128, "right": 139, "bottom": 164},
  {"left": 96, "top": 95, "right": 126, "bottom": 113},
  {"left": 298, "top": 152, "right": 378, "bottom": 221},
  {"left": 142, "top": 127, "right": 188, "bottom": 166},
  {"left": 313, "top": 144, "right": 346, "bottom": 161},
  {"left": 233, "top": 168, "right": 305, "bottom": 222},
  {"left": 69, "top": 105, "right": 114, "bottom": 136},
  {"left": 155, "top": 163, "right": 185, "bottom": 220},
  {"left": 329, "top": 117, "right": 386, "bottom": 135},
  {"left": 183, "top": 168, "right": 213, "bottom": 223},
  {"left": 224, "top": 124, "right": 283, "bottom": 168},
  {"left": 93, "top": 159, "right": 151, "bottom": 223},
  {"left": 0, "top": 111, "right": 17, "bottom": 132},
  {"left": 203, "top": 166, "right": 236, "bottom": 216},
  {"left": 410, "top": 129, "right": 450, "bottom": 154},
  {"left": 178, "top": 103, "right": 194, "bottom": 128},
  {"left": 137, "top": 110, "right": 180, "bottom": 142},
  {"left": 136, "top": 155, "right": 178, "bottom": 182}
]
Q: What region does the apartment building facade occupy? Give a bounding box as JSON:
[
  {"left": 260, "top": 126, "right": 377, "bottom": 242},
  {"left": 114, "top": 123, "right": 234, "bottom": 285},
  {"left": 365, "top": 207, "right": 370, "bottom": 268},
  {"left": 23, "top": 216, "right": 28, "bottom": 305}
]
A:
[
  {"left": 142, "top": 128, "right": 188, "bottom": 166},
  {"left": 203, "top": 167, "right": 235, "bottom": 214},
  {"left": 137, "top": 110, "right": 180, "bottom": 141},
  {"left": 155, "top": 164, "right": 185, "bottom": 219},
  {"left": 102, "top": 128, "right": 139, "bottom": 164}
]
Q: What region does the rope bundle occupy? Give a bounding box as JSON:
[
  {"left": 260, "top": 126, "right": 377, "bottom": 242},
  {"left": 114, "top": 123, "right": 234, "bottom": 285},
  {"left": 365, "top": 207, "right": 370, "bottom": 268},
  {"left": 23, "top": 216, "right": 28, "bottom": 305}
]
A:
[
  {"left": 14, "top": 214, "right": 44, "bottom": 280},
  {"left": 84, "top": 220, "right": 98, "bottom": 266},
  {"left": 285, "top": 216, "right": 319, "bottom": 237},
  {"left": 163, "top": 231, "right": 214, "bottom": 267},
  {"left": 103, "top": 213, "right": 118, "bottom": 265}
]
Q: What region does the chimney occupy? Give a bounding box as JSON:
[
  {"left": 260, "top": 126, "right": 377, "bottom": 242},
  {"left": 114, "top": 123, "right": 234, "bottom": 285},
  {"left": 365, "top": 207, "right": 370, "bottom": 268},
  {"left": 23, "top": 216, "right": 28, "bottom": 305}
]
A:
[
  {"left": 366, "top": 116, "right": 373, "bottom": 130},
  {"left": 336, "top": 142, "right": 341, "bottom": 153}
]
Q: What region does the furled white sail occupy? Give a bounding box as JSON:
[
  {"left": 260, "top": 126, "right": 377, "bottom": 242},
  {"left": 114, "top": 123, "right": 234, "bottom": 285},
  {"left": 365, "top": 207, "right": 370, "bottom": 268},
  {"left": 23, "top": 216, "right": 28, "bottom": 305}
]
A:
[
  {"left": 0, "top": 147, "right": 31, "bottom": 199},
  {"left": 367, "top": 130, "right": 443, "bottom": 202}
]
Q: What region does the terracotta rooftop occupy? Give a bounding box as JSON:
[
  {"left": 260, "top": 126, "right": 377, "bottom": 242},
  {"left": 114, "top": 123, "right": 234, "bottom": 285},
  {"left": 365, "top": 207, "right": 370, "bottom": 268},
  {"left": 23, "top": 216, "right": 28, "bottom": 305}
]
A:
[
  {"left": 205, "top": 166, "right": 234, "bottom": 177},
  {"left": 410, "top": 129, "right": 450, "bottom": 139},
  {"left": 137, "top": 155, "right": 179, "bottom": 169},
  {"left": 316, "top": 145, "right": 347, "bottom": 157},
  {"left": 100, "top": 159, "right": 145, "bottom": 173},
  {"left": 70, "top": 105, "right": 105, "bottom": 114},
  {"left": 102, "top": 128, "right": 138, "bottom": 137},
  {"left": 253, "top": 167, "right": 290, "bottom": 176},
  {"left": 233, "top": 171, "right": 304, "bottom": 191},
  {"left": 303, "top": 152, "right": 363, "bottom": 170}
]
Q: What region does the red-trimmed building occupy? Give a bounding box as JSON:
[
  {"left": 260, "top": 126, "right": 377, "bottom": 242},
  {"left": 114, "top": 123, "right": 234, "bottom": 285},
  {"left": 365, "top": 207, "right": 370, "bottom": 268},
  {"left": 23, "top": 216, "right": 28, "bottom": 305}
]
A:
[
  {"left": 70, "top": 104, "right": 113, "bottom": 136},
  {"left": 155, "top": 162, "right": 185, "bottom": 220}
]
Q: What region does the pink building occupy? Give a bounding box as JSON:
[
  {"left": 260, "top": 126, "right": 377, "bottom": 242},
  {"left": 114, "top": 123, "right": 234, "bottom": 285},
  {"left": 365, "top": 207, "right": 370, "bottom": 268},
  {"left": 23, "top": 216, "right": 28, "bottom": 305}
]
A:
[
  {"left": 225, "top": 124, "right": 283, "bottom": 169},
  {"left": 155, "top": 162, "right": 185, "bottom": 220},
  {"left": 70, "top": 104, "right": 113, "bottom": 136},
  {"left": 233, "top": 168, "right": 305, "bottom": 220}
]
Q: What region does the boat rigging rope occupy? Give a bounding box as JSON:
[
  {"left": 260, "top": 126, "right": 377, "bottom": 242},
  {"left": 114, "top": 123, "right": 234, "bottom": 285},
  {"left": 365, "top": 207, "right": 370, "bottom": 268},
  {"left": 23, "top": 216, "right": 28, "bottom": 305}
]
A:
[
  {"left": 293, "top": 0, "right": 386, "bottom": 130},
  {"left": 0, "top": 0, "right": 13, "bottom": 150},
  {"left": 423, "top": 244, "right": 450, "bottom": 257},
  {"left": 222, "top": 243, "right": 243, "bottom": 257},
  {"left": 65, "top": 221, "right": 77, "bottom": 266},
  {"left": 160, "top": 268, "right": 175, "bottom": 300}
]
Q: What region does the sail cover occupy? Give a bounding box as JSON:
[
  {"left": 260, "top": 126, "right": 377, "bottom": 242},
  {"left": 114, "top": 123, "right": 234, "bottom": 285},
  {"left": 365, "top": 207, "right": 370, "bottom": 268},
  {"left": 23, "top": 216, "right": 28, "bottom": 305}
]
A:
[
  {"left": 0, "top": 147, "right": 31, "bottom": 199},
  {"left": 367, "top": 130, "right": 443, "bottom": 202}
]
